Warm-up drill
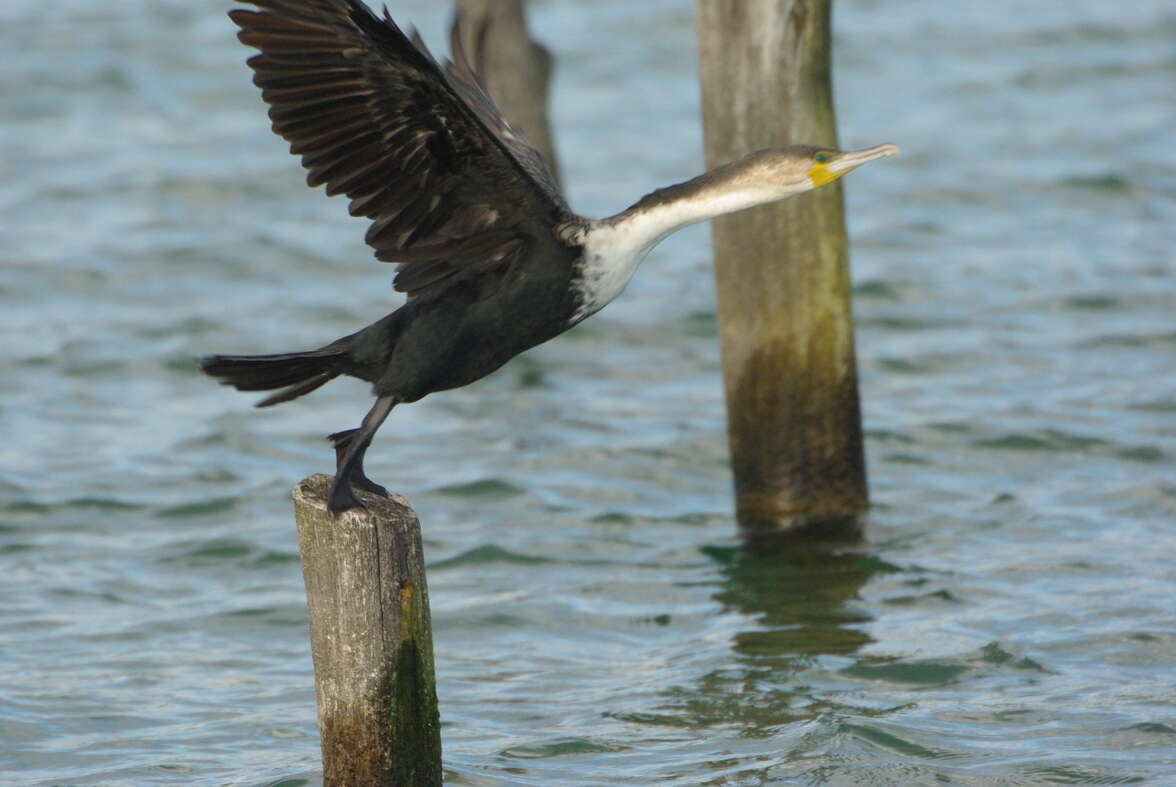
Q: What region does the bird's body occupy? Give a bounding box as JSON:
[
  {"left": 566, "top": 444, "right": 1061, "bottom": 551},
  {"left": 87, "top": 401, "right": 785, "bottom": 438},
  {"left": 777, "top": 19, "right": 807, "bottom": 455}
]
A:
[
  {"left": 354, "top": 224, "right": 581, "bottom": 401},
  {"left": 202, "top": 0, "right": 898, "bottom": 513}
]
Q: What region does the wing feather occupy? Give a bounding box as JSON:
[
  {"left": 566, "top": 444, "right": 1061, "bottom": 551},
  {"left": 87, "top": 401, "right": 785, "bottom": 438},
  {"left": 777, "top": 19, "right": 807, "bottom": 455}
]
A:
[{"left": 229, "top": 0, "right": 569, "bottom": 298}]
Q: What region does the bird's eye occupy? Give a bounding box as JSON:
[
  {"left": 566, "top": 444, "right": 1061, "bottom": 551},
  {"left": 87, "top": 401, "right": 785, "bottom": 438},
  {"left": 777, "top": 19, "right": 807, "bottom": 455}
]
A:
[{"left": 815, "top": 152, "right": 829, "bottom": 164}]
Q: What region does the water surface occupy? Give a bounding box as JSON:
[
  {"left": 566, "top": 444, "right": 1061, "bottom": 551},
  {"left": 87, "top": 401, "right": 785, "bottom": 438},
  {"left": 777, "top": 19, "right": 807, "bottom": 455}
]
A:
[{"left": 2, "top": 0, "right": 1175, "bottom": 783}]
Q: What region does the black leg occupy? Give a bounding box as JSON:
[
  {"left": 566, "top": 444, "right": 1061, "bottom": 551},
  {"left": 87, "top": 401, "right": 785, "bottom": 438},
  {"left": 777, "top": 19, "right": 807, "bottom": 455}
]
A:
[
  {"left": 328, "top": 395, "right": 397, "bottom": 515},
  {"left": 328, "top": 428, "right": 388, "bottom": 496}
]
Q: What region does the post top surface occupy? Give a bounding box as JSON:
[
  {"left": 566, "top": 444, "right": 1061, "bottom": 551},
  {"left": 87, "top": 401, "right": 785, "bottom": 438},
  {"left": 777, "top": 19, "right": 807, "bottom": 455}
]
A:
[{"left": 293, "top": 474, "right": 415, "bottom": 518}]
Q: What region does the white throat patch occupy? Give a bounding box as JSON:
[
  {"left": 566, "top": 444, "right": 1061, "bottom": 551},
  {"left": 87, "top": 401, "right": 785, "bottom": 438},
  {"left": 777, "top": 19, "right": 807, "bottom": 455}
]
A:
[
  {"left": 568, "top": 221, "right": 655, "bottom": 324},
  {"left": 566, "top": 179, "right": 795, "bottom": 324}
]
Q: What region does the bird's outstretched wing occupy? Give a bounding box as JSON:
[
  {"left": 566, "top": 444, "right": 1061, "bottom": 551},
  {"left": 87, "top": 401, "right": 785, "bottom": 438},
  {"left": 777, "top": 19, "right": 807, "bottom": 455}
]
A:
[
  {"left": 430, "top": 16, "right": 563, "bottom": 208},
  {"left": 229, "top": 0, "right": 568, "bottom": 297}
]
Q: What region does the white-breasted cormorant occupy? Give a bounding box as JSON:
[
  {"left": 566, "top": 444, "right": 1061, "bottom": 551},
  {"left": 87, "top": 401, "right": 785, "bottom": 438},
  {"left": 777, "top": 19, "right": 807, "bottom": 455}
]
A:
[{"left": 201, "top": 0, "right": 899, "bottom": 514}]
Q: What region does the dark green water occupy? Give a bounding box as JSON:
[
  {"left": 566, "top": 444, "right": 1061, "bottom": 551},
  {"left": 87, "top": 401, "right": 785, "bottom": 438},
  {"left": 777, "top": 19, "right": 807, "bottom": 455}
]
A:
[{"left": 2, "top": 0, "right": 1174, "bottom": 784}]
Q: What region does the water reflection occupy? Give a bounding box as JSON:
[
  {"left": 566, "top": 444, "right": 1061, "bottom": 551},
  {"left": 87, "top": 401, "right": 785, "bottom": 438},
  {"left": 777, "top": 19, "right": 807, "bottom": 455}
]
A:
[
  {"left": 652, "top": 543, "right": 898, "bottom": 731},
  {"left": 710, "top": 541, "right": 893, "bottom": 661}
]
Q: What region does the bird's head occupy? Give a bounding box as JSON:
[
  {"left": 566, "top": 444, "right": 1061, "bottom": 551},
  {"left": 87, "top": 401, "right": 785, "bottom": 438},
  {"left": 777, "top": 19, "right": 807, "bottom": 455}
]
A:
[
  {"left": 739, "top": 143, "right": 901, "bottom": 195},
  {"left": 804, "top": 143, "right": 901, "bottom": 188},
  {"left": 610, "top": 141, "right": 901, "bottom": 251}
]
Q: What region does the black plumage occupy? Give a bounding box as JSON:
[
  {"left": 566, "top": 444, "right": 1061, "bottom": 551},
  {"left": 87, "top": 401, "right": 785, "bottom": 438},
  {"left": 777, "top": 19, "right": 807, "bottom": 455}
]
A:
[
  {"left": 204, "top": 0, "right": 581, "bottom": 513},
  {"left": 202, "top": 0, "right": 901, "bottom": 514}
]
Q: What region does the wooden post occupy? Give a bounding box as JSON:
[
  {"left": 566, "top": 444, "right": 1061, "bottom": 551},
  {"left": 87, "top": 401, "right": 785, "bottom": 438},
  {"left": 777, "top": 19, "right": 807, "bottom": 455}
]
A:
[
  {"left": 293, "top": 474, "right": 442, "bottom": 786},
  {"left": 696, "top": 0, "right": 867, "bottom": 535},
  {"left": 454, "top": 0, "right": 560, "bottom": 185}
]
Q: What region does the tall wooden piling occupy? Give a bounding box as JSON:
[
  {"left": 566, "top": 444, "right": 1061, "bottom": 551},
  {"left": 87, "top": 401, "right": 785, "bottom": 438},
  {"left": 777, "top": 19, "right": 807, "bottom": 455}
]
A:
[
  {"left": 293, "top": 474, "right": 441, "bottom": 786},
  {"left": 696, "top": 0, "right": 867, "bottom": 535},
  {"left": 455, "top": 0, "right": 560, "bottom": 185}
]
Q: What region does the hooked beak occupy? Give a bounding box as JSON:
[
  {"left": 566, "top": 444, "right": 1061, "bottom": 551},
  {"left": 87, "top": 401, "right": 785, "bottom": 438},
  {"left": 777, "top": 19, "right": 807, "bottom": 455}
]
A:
[
  {"left": 828, "top": 143, "right": 901, "bottom": 175},
  {"left": 809, "top": 143, "right": 900, "bottom": 187}
]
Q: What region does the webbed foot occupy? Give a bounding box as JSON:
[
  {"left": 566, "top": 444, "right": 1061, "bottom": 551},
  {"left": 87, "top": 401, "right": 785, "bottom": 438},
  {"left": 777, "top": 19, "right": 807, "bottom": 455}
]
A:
[
  {"left": 327, "top": 475, "right": 365, "bottom": 515},
  {"left": 325, "top": 396, "right": 397, "bottom": 517},
  {"left": 329, "top": 428, "right": 389, "bottom": 497}
]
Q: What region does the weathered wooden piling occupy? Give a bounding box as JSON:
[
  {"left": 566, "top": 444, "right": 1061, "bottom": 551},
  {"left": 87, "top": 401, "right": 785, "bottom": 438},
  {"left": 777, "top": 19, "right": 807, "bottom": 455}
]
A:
[
  {"left": 696, "top": 0, "right": 868, "bottom": 535},
  {"left": 455, "top": 0, "right": 560, "bottom": 186},
  {"left": 293, "top": 474, "right": 441, "bottom": 786}
]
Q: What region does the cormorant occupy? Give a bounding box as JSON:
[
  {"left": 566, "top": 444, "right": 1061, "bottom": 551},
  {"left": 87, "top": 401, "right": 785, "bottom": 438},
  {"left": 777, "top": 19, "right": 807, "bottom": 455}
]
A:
[{"left": 201, "top": 0, "right": 899, "bottom": 514}]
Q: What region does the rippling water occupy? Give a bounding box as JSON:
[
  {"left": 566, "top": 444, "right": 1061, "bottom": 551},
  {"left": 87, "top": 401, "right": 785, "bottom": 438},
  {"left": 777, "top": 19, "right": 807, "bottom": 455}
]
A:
[{"left": 2, "top": 0, "right": 1175, "bottom": 783}]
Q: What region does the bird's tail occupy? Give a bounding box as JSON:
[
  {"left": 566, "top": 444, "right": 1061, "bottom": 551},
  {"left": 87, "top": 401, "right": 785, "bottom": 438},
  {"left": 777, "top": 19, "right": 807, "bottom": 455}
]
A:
[{"left": 201, "top": 345, "right": 348, "bottom": 407}]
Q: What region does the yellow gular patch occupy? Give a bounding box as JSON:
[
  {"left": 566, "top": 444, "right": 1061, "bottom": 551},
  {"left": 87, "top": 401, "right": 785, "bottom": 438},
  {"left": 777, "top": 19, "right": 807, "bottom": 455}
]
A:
[{"left": 807, "top": 162, "right": 840, "bottom": 187}]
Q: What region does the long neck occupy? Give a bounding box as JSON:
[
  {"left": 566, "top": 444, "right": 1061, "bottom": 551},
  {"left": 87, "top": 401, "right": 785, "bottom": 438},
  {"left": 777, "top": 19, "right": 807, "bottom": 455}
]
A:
[
  {"left": 600, "top": 169, "right": 791, "bottom": 258},
  {"left": 571, "top": 167, "right": 795, "bottom": 323}
]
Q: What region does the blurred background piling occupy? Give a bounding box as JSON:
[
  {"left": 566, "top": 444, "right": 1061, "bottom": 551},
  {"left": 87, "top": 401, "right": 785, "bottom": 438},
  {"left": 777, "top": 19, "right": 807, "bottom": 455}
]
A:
[
  {"left": 455, "top": 0, "right": 561, "bottom": 188},
  {"left": 698, "top": 0, "right": 868, "bottom": 535}
]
